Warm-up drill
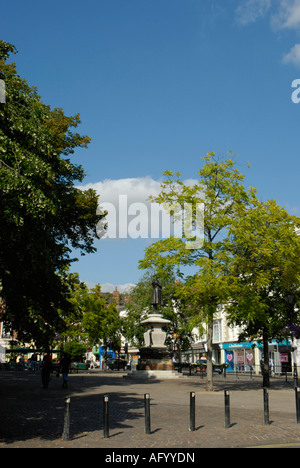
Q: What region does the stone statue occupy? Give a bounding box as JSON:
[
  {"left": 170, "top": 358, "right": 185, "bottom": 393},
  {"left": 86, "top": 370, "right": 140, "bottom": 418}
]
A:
[
  {"left": 142, "top": 277, "right": 167, "bottom": 349},
  {"left": 151, "top": 277, "right": 162, "bottom": 307}
]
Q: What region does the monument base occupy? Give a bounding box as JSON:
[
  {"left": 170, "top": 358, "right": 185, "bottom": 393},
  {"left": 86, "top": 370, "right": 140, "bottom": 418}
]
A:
[
  {"left": 137, "top": 347, "right": 174, "bottom": 371},
  {"left": 126, "top": 369, "right": 186, "bottom": 379},
  {"left": 125, "top": 347, "right": 186, "bottom": 378}
]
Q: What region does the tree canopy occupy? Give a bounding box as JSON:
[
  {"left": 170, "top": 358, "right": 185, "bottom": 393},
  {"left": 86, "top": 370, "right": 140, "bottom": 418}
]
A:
[
  {"left": 0, "top": 41, "right": 104, "bottom": 346},
  {"left": 224, "top": 198, "right": 300, "bottom": 386},
  {"left": 139, "top": 153, "right": 256, "bottom": 389}
]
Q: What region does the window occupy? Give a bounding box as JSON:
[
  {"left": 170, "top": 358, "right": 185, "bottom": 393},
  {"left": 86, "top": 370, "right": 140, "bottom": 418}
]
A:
[{"left": 213, "top": 319, "right": 222, "bottom": 343}]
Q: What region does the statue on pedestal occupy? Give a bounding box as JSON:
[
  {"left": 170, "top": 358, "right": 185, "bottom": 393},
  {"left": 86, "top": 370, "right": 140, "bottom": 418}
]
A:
[
  {"left": 151, "top": 278, "right": 162, "bottom": 310},
  {"left": 130, "top": 278, "right": 177, "bottom": 376},
  {"left": 141, "top": 277, "right": 170, "bottom": 350}
]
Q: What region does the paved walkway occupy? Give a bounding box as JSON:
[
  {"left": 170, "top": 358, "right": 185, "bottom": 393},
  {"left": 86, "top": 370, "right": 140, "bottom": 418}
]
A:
[{"left": 1, "top": 369, "right": 300, "bottom": 449}]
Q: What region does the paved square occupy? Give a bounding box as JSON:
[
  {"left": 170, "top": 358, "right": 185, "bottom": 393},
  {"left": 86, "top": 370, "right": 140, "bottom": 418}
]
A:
[{"left": 1, "top": 370, "right": 300, "bottom": 448}]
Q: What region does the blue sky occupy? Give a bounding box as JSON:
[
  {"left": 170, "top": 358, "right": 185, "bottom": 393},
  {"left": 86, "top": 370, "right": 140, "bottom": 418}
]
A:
[{"left": 2, "top": 0, "right": 300, "bottom": 291}]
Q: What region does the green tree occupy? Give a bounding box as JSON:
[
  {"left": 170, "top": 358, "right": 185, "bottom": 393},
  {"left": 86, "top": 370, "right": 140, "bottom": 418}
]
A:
[
  {"left": 0, "top": 41, "right": 104, "bottom": 346},
  {"left": 122, "top": 274, "right": 152, "bottom": 348},
  {"left": 81, "top": 285, "right": 122, "bottom": 360},
  {"left": 56, "top": 271, "right": 89, "bottom": 346},
  {"left": 139, "top": 153, "right": 255, "bottom": 390},
  {"left": 55, "top": 280, "right": 122, "bottom": 364},
  {"left": 64, "top": 341, "right": 87, "bottom": 362},
  {"left": 162, "top": 279, "right": 197, "bottom": 367},
  {"left": 225, "top": 199, "right": 300, "bottom": 387}
]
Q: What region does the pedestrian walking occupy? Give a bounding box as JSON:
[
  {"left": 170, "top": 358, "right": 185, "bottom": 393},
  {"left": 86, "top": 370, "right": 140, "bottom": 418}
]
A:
[
  {"left": 41, "top": 351, "right": 52, "bottom": 389},
  {"left": 60, "top": 353, "right": 71, "bottom": 388},
  {"left": 269, "top": 358, "right": 274, "bottom": 376},
  {"left": 19, "top": 355, "right": 25, "bottom": 370},
  {"left": 31, "top": 353, "right": 38, "bottom": 373}
]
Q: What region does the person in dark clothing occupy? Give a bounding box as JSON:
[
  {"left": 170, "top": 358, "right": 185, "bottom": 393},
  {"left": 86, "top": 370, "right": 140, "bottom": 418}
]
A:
[
  {"left": 41, "top": 352, "right": 52, "bottom": 389},
  {"left": 60, "top": 353, "right": 71, "bottom": 388}
]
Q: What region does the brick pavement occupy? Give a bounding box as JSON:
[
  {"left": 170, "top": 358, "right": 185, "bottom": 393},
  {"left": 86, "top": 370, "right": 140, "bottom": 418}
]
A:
[{"left": 1, "top": 369, "right": 300, "bottom": 449}]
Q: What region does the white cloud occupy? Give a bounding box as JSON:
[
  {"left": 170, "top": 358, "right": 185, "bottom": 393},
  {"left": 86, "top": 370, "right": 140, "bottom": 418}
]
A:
[
  {"left": 236, "top": 0, "right": 300, "bottom": 28},
  {"left": 283, "top": 43, "right": 300, "bottom": 66},
  {"left": 236, "top": 0, "right": 271, "bottom": 25},
  {"left": 235, "top": 0, "right": 300, "bottom": 67},
  {"left": 84, "top": 281, "right": 135, "bottom": 294},
  {"left": 100, "top": 282, "right": 135, "bottom": 294},
  {"left": 271, "top": 0, "right": 300, "bottom": 30},
  {"left": 272, "top": 1, "right": 300, "bottom": 67},
  {"left": 78, "top": 176, "right": 199, "bottom": 241},
  {"left": 79, "top": 176, "right": 162, "bottom": 239},
  {"left": 80, "top": 176, "right": 162, "bottom": 207}
]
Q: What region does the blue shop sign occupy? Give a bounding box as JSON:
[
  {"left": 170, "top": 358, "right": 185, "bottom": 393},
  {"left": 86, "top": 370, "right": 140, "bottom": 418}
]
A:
[
  {"left": 222, "top": 342, "right": 254, "bottom": 350},
  {"left": 255, "top": 339, "right": 289, "bottom": 348},
  {"left": 222, "top": 339, "right": 289, "bottom": 350}
]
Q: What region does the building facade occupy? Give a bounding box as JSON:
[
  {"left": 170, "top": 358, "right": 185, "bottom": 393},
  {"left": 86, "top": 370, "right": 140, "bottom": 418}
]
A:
[
  {"left": 187, "top": 306, "right": 298, "bottom": 375},
  {"left": 0, "top": 321, "right": 14, "bottom": 363}
]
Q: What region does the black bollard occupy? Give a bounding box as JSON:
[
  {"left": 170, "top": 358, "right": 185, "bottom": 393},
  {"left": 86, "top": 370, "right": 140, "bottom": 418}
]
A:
[
  {"left": 144, "top": 393, "right": 151, "bottom": 434},
  {"left": 189, "top": 392, "right": 195, "bottom": 432},
  {"left": 224, "top": 390, "right": 230, "bottom": 429},
  {"left": 263, "top": 387, "right": 270, "bottom": 425},
  {"left": 62, "top": 397, "right": 71, "bottom": 441},
  {"left": 103, "top": 395, "right": 109, "bottom": 438},
  {"left": 295, "top": 387, "right": 300, "bottom": 424}
]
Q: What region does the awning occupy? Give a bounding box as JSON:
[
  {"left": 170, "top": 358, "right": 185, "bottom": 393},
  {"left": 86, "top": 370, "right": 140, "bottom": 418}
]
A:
[
  {"left": 7, "top": 348, "right": 61, "bottom": 354},
  {"left": 191, "top": 342, "right": 206, "bottom": 352}
]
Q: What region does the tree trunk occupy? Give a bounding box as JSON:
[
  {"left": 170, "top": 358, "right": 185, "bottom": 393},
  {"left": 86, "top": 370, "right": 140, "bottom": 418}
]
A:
[
  {"left": 262, "top": 329, "right": 270, "bottom": 388},
  {"left": 206, "top": 317, "right": 214, "bottom": 391}
]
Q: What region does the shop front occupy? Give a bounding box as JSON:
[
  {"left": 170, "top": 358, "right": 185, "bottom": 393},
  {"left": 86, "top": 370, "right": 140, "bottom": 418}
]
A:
[
  {"left": 189, "top": 341, "right": 206, "bottom": 364},
  {"left": 185, "top": 342, "right": 222, "bottom": 365},
  {"left": 256, "top": 340, "right": 292, "bottom": 374},
  {"left": 222, "top": 339, "right": 291, "bottom": 375},
  {"left": 91, "top": 346, "right": 115, "bottom": 368},
  {"left": 223, "top": 342, "right": 255, "bottom": 372}
]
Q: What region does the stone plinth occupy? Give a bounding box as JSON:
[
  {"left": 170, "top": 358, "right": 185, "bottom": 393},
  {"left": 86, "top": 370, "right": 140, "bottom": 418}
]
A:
[
  {"left": 141, "top": 313, "right": 171, "bottom": 349},
  {"left": 126, "top": 369, "right": 185, "bottom": 379},
  {"left": 138, "top": 347, "right": 174, "bottom": 371}
]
